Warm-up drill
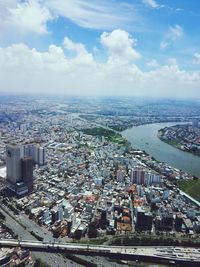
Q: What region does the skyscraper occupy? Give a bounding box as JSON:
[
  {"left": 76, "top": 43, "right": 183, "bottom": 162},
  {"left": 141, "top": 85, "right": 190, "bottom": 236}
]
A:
[
  {"left": 6, "top": 144, "right": 34, "bottom": 195},
  {"left": 38, "top": 146, "right": 46, "bottom": 166},
  {"left": 21, "top": 157, "right": 34, "bottom": 191},
  {"left": 21, "top": 144, "right": 38, "bottom": 164},
  {"left": 21, "top": 144, "right": 46, "bottom": 165},
  {"left": 130, "top": 167, "right": 146, "bottom": 185},
  {"left": 6, "top": 144, "right": 22, "bottom": 190}
]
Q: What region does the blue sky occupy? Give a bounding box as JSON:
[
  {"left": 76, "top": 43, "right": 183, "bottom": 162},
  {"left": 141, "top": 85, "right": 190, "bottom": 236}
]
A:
[{"left": 0, "top": 0, "right": 200, "bottom": 97}]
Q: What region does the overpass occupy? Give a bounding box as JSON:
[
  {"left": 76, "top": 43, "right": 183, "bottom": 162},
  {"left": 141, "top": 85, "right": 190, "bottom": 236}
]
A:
[{"left": 1, "top": 239, "right": 200, "bottom": 266}]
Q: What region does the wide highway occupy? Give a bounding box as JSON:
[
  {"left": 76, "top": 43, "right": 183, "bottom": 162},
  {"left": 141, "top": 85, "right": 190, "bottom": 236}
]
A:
[{"left": 1, "top": 239, "right": 200, "bottom": 265}]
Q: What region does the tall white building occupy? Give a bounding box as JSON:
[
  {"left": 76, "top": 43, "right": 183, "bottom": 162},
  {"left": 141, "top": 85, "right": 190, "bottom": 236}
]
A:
[
  {"left": 38, "top": 146, "right": 46, "bottom": 166},
  {"left": 145, "top": 172, "right": 161, "bottom": 186}
]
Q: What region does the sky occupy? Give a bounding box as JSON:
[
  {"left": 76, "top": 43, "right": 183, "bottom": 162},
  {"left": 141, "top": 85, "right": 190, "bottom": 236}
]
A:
[{"left": 0, "top": 0, "right": 200, "bottom": 98}]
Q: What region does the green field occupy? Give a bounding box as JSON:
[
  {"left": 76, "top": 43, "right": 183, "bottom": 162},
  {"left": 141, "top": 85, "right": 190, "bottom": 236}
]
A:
[
  {"left": 177, "top": 180, "right": 200, "bottom": 202},
  {"left": 81, "top": 127, "right": 126, "bottom": 144}
]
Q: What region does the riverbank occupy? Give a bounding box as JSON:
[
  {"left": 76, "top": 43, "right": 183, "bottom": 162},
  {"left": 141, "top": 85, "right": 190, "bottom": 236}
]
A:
[
  {"left": 158, "top": 129, "right": 184, "bottom": 150},
  {"left": 122, "top": 122, "right": 200, "bottom": 178},
  {"left": 158, "top": 125, "right": 200, "bottom": 158}
]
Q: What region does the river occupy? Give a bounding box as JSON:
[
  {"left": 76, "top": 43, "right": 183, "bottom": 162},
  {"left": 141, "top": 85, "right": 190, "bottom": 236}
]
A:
[{"left": 122, "top": 122, "right": 200, "bottom": 178}]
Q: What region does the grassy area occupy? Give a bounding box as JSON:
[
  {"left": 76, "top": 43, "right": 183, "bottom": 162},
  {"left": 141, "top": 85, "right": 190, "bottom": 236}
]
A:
[
  {"left": 81, "top": 127, "right": 126, "bottom": 144},
  {"left": 158, "top": 130, "right": 182, "bottom": 149},
  {"left": 177, "top": 180, "right": 200, "bottom": 202},
  {"left": 109, "top": 232, "right": 200, "bottom": 247},
  {"left": 166, "top": 139, "right": 181, "bottom": 147}
]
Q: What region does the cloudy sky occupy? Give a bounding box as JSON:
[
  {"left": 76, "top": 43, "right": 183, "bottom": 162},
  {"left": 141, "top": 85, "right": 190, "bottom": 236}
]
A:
[{"left": 0, "top": 0, "right": 200, "bottom": 97}]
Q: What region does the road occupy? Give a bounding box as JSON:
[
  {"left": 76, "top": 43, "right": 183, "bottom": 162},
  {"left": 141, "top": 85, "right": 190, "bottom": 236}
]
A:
[
  {"left": 1, "top": 239, "right": 200, "bottom": 265},
  {"left": 0, "top": 204, "right": 82, "bottom": 267},
  {"left": 0, "top": 202, "right": 128, "bottom": 267}
]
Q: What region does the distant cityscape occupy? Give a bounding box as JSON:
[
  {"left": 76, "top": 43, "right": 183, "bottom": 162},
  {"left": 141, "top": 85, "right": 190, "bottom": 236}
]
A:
[{"left": 1, "top": 96, "right": 200, "bottom": 266}]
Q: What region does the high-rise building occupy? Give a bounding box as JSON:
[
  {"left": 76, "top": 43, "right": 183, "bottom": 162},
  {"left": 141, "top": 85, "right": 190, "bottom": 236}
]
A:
[
  {"left": 135, "top": 207, "right": 153, "bottom": 231},
  {"left": 145, "top": 172, "right": 161, "bottom": 186},
  {"left": 21, "top": 144, "right": 37, "bottom": 163},
  {"left": 21, "top": 144, "right": 46, "bottom": 165},
  {"left": 6, "top": 144, "right": 22, "bottom": 191},
  {"left": 21, "top": 157, "right": 34, "bottom": 191},
  {"left": 6, "top": 144, "right": 34, "bottom": 195},
  {"left": 38, "top": 146, "right": 46, "bottom": 166},
  {"left": 130, "top": 167, "right": 146, "bottom": 185}
]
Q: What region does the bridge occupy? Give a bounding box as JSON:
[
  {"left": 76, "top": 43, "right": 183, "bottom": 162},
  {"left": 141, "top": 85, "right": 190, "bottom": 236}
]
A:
[{"left": 1, "top": 239, "right": 200, "bottom": 266}]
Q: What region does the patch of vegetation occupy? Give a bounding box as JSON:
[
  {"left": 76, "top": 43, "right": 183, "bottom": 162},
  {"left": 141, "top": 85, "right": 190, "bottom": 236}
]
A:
[
  {"left": 58, "top": 148, "right": 65, "bottom": 153},
  {"left": 177, "top": 180, "right": 200, "bottom": 202},
  {"left": 166, "top": 139, "right": 182, "bottom": 148},
  {"left": 108, "top": 125, "right": 128, "bottom": 132},
  {"left": 158, "top": 130, "right": 182, "bottom": 149},
  {"left": 33, "top": 259, "right": 51, "bottom": 267},
  {"left": 81, "top": 127, "right": 126, "bottom": 144},
  {"left": 109, "top": 233, "right": 200, "bottom": 247}
]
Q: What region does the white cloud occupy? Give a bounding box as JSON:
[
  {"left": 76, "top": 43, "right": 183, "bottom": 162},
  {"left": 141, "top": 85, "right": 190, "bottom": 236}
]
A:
[
  {"left": 0, "top": 31, "right": 200, "bottom": 98},
  {"left": 0, "top": 0, "right": 144, "bottom": 39},
  {"left": 147, "top": 59, "right": 160, "bottom": 68},
  {"left": 45, "top": 0, "right": 141, "bottom": 30},
  {"left": 160, "top": 41, "right": 169, "bottom": 50},
  {"left": 63, "top": 37, "right": 94, "bottom": 64},
  {"left": 167, "top": 25, "right": 184, "bottom": 41},
  {"left": 160, "top": 25, "right": 184, "bottom": 50},
  {"left": 167, "top": 57, "right": 178, "bottom": 66},
  {"left": 194, "top": 53, "right": 200, "bottom": 64},
  {"left": 142, "top": 0, "right": 159, "bottom": 8},
  {"left": 64, "top": 37, "right": 88, "bottom": 55},
  {"left": 100, "top": 29, "right": 141, "bottom": 63},
  {"left": 1, "top": 0, "right": 53, "bottom": 35},
  {"left": 142, "top": 0, "right": 181, "bottom": 12}
]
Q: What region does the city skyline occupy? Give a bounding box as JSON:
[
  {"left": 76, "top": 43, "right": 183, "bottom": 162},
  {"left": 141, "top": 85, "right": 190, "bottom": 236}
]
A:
[
  {"left": 0, "top": 0, "right": 200, "bottom": 97},
  {"left": 1, "top": 96, "right": 200, "bottom": 265}
]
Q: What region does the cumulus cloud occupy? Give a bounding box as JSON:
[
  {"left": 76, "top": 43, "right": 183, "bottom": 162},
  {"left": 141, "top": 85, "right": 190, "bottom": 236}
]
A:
[
  {"left": 100, "top": 29, "right": 141, "bottom": 63},
  {"left": 147, "top": 59, "right": 160, "bottom": 68},
  {"left": 63, "top": 37, "right": 94, "bottom": 65},
  {"left": 0, "top": 0, "right": 53, "bottom": 35},
  {"left": 160, "top": 25, "right": 184, "bottom": 50},
  {"left": 0, "top": 31, "right": 200, "bottom": 98},
  {"left": 0, "top": 0, "right": 145, "bottom": 42},
  {"left": 64, "top": 37, "right": 88, "bottom": 56}
]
